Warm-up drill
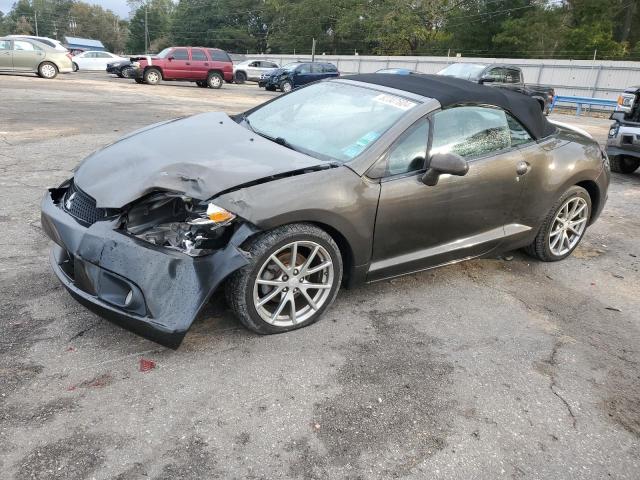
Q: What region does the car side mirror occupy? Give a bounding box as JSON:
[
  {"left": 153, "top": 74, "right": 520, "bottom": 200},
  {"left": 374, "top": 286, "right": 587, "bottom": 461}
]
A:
[
  {"left": 421, "top": 152, "right": 469, "bottom": 186},
  {"left": 610, "top": 111, "right": 626, "bottom": 122},
  {"left": 479, "top": 76, "right": 495, "bottom": 84},
  {"left": 168, "top": 56, "right": 174, "bottom": 61}
]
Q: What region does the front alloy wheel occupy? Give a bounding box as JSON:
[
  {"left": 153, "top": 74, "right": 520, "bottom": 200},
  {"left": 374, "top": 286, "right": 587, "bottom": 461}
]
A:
[
  {"left": 144, "top": 68, "right": 161, "bottom": 85},
  {"left": 280, "top": 80, "right": 293, "bottom": 93},
  {"left": 226, "top": 224, "right": 342, "bottom": 334}
]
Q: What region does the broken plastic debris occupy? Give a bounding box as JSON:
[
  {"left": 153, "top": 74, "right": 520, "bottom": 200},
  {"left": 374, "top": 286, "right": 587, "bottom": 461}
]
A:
[{"left": 139, "top": 358, "right": 156, "bottom": 372}]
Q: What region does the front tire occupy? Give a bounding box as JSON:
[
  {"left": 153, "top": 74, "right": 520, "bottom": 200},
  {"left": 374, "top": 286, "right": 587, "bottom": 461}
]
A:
[
  {"left": 280, "top": 80, "right": 293, "bottom": 93},
  {"left": 121, "top": 66, "right": 135, "bottom": 78},
  {"left": 143, "top": 68, "right": 161, "bottom": 85},
  {"left": 610, "top": 155, "right": 640, "bottom": 173},
  {"left": 226, "top": 224, "right": 343, "bottom": 334},
  {"left": 525, "top": 186, "right": 591, "bottom": 261},
  {"left": 38, "top": 62, "right": 58, "bottom": 79}
]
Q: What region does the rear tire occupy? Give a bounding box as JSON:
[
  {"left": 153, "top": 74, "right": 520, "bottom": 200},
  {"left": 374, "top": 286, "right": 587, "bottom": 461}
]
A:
[
  {"left": 234, "top": 71, "right": 247, "bottom": 84},
  {"left": 196, "top": 80, "right": 208, "bottom": 88},
  {"left": 207, "top": 72, "right": 223, "bottom": 89},
  {"left": 38, "top": 62, "right": 58, "bottom": 79},
  {"left": 134, "top": 78, "right": 144, "bottom": 84},
  {"left": 143, "top": 68, "right": 161, "bottom": 85},
  {"left": 610, "top": 155, "right": 640, "bottom": 173},
  {"left": 72, "top": 62, "right": 79, "bottom": 72},
  {"left": 524, "top": 186, "right": 591, "bottom": 262},
  {"left": 226, "top": 223, "right": 343, "bottom": 335}
]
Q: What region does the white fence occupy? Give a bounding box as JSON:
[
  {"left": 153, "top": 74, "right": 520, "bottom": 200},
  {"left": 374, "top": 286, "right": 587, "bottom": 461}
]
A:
[{"left": 247, "top": 54, "right": 640, "bottom": 100}]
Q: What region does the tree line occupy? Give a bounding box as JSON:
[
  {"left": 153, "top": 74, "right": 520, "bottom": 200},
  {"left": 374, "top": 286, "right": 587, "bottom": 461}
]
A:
[{"left": 1, "top": 0, "right": 639, "bottom": 60}]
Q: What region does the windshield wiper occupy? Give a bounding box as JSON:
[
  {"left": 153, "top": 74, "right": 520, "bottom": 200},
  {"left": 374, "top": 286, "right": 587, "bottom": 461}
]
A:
[
  {"left": 241, "top": 113, "right": 255, "bottom": 133},
  {"left": 273, "top": 136, "right": 298, "bottom": 151},
  {"left": 240, "top": 114, "right": 300, "bottom": 153}
]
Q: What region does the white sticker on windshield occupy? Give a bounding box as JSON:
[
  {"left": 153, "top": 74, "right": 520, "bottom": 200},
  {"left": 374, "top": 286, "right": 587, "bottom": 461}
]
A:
[{"left": 373, "top": 94, "right": 415, "bottom": 110}]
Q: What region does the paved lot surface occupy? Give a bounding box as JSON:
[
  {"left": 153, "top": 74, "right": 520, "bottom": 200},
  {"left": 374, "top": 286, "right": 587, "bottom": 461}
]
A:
[{"left": 1, "top": 72, "right": 639, "bottom": 479}]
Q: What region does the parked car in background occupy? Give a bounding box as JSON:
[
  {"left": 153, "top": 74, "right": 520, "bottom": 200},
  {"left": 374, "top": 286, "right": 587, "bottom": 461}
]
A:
[
  {"left": 6, "top": 35, "right": 68, "bottom": 52},
  {"left": 375, "top": 68, "right": 418, "bottom": 75},
  {"left": 131, "top": 46, "right": 234, "bottom": 88},
  {"left": 72, "top": 51, "right": 128, "bottom": 72},
  {"left": 0, "top": 37, "right": 73, "bottom": 79},
  {"left": 616, "top": 86, "right": 637, "bottom": 113},
  {"left": 259, "top": 62, "right": 339, "bottom": 92},
  {"left": 437, "top": 63, "right": 555, "bottom": 114},
  {"left": 233, "top": 59, "right": 279, "bottom": 83},
  {"left": 607, "top": 90, "right": 640, "bottom": 174},
  {"left": 107, "top": 60, "right": 135, "bottom": 78}
]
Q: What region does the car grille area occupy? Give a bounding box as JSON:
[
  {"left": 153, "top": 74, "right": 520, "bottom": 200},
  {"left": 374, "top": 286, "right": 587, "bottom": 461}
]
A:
[{"left": 62, "top": 182, "right": 113, "bottom": 226}]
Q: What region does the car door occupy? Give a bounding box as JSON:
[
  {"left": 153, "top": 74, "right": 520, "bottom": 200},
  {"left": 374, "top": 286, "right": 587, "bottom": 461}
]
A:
[
  {"left": 75, "top": 52, "right": 93, "bottom": 69},
  {"left": 11, "top": 40, "right": 43, "bottom": 71},
  {"left": 165, "top": 48, "right": 190, "bottom": 79},
  {"left": 293, "top": 63, "right": 313, "bottom": 86},
  {"left": 0, "top": 39, "right": 12, "bottom": 71},
  {"left": 244, "top": 61, "right": 260, "bottom": 80},
  {"left": 190, "top": 48, "right": 209, "bottom": 80},
  {"left": 368, "top": 105, "right": 527, "bottom": 281},
  {"left": 94, "top": 52, "right": 115, "bottom": 70}
]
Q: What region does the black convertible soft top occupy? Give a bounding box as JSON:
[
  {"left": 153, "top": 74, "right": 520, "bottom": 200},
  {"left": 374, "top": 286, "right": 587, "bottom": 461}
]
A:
[{"left": 346, "top": 73, "right": 556, "bottom": 140}]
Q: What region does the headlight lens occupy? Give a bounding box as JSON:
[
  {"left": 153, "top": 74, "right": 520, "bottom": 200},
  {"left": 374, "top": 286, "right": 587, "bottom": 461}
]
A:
[
  {"left": 125, "top": 193, "right": 236, "bottom": 256},
  {"left": 609, "top": 127, "right": 618, "bottom": 138}
]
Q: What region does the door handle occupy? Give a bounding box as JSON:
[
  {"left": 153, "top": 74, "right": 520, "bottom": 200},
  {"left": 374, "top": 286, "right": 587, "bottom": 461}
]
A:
[
  {"left": 516, "top": 161, "right": 530, "bottom": 175},
  {"left": 185, "top": 62, "right": 191, "bottom": 65},
  {"left": 204, "top": 63, "right": 209, "bottom": 66}
]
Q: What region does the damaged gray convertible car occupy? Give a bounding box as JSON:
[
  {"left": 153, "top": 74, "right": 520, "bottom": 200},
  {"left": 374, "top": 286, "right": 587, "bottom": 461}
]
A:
[{"left": 41, "top": 74, "right": 610, "bottom": 347}]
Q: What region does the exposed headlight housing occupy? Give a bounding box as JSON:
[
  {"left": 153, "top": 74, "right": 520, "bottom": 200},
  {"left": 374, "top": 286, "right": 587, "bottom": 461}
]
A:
[
  {"left": 608, "top": 127, "right": 619, "bottom": 138},
  {"left": 124, "top": 193, "right": 237, "bottom": 256}
]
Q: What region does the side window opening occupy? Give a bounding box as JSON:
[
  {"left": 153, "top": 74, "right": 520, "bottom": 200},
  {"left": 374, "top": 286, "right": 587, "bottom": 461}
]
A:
[
  {"left": 172, "top": 49, "right": 189, "bottom": 60},
  {"left": 192, "top": 49, "right": 207, "bottom": 61},
  {"left": 369, "top": 118, "right": 429, "bottom": 178},
  {"left": 431, "top": 106, "right": 511, "bottom": 158},
  {"left": 507, "top": 114, "right": 533, "bottom": 146}
]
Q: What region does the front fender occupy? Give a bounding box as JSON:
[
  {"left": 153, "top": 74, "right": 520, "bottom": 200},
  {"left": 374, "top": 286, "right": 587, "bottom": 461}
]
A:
[{"left": 214, "top": 166, "right": 380, "bottom": 268}]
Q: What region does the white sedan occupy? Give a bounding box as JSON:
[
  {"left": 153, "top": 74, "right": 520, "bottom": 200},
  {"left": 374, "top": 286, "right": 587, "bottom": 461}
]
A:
[{"left": 72, "top": 51, "right": 128, "bottom": 71}]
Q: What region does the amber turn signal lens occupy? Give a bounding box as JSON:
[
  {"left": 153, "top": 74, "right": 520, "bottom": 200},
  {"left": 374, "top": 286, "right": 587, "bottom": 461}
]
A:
[{"left": 206, "top": 203, "right": 236, "bottom": 223}]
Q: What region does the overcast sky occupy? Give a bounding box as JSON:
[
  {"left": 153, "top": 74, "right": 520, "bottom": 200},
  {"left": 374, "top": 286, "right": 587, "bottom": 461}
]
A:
[{"left": 0, "top": 0, "right": 131, "bottom": 18}]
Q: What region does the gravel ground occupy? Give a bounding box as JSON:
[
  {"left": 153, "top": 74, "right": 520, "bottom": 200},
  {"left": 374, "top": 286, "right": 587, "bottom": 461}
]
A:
[{"left": 0, "top": 71, "right": 639, "bottom": 480}]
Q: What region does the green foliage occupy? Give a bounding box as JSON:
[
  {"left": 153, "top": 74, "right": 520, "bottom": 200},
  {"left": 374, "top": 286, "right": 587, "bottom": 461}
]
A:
[
  {"left": 127, "top": 0, "right": 173, "bottom": 53},
  {"left": 1, "top": 0, "right": 639, "bottom": 59}
]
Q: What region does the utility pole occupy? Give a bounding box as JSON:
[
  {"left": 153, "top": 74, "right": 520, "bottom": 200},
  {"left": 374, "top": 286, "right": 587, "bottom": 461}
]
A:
[
  {"left": 34, "top": 11, "right": 39, "bottom": 36},
  {"left": 144, "top": 6, "right": 149, "bottom": 54},
  {"left": 311, "top": 38, "right": 316, "bottom": 63}
]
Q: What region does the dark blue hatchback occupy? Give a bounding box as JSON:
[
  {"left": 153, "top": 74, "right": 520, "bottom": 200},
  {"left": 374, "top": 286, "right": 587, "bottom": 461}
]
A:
[{"left": 259, "top": 62, "right": 339, "bottom": 92}]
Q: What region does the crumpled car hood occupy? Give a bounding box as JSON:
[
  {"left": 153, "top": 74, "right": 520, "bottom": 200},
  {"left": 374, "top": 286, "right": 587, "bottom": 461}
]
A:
[{"left": 73, "top": 112, "right": 328, "bottom": 209}]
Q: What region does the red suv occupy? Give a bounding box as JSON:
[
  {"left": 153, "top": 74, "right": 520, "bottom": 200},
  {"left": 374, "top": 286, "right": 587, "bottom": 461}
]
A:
[{"left": 132, "top": 46, "right": 234, "bottom": 89}]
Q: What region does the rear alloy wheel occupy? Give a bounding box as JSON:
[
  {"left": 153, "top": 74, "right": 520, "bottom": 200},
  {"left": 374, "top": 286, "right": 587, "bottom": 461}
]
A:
[
  {"left": 280, "top": 80, "right": 293, "bottom": 93},
  {"left": 143, "top": 68, "right": 161, "bottom": 85},
  {"left": 207, "top": 72, "right": 223, "bottom": 89},
  {"left": 234, "top": 71, "right": 247, "bottom": 84},
  {"left": 72, "top": 62, "right": 79, "bottom": 72},
  {"left": 38, "top": 62, "right": 58, "bottom": 79},
  {"left": 610, "top": 155, "right": 640, "bottom": 174},
  {"left": 226, "top": 224, "right": 343, "bottom": 334},
  {"left": 525, "top": 186, "right": 591, "bottom": 261}
]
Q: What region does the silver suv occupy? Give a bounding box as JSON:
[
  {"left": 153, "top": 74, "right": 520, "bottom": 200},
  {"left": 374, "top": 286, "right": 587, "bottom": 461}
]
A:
[
  {"left": 233, "top": 59, "right": 278, "bottom": 84},
  {"left": 607, "top": 87, "right": 640, "bottom": 174}
]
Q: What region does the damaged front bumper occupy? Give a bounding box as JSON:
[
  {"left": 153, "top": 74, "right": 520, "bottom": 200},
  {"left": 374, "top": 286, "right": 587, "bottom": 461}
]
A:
[{"left": 41, "top": 188, "right": 255, "bottom": 348}]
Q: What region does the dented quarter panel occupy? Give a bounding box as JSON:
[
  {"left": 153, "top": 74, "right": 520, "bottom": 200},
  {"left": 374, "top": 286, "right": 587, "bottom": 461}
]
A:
[{"left": 214, "top": 166, "right": 381, "bottom": 269}]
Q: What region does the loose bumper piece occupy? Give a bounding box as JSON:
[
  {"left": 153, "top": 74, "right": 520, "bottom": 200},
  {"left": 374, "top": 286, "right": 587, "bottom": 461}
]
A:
[{"left": 41, "top": 189, "right": 256, "bottom": 348}]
